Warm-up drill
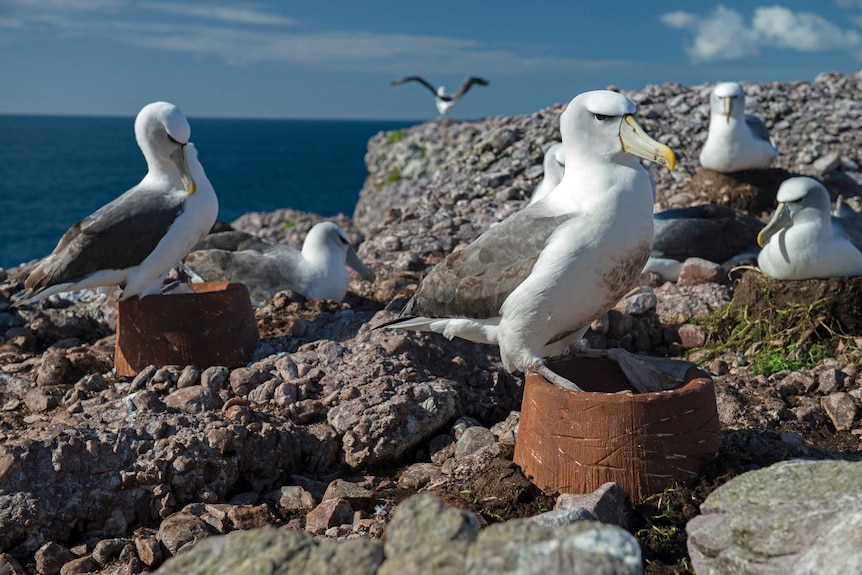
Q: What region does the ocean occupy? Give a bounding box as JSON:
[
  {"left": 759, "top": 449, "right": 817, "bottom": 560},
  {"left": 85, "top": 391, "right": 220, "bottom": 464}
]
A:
[{"left": 0, "top": 115, "right": 417, "bottom": 270}]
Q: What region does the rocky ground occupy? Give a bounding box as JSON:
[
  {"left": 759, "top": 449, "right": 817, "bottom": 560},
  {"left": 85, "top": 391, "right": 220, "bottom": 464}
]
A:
[{"left": 2, "top": 72, "right": 862, "bottom": 574}]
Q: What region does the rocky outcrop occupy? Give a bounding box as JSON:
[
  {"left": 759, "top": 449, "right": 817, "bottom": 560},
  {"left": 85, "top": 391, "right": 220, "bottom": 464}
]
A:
[{"left": 687, "top": 459, "right": 862, "bottom": 575}]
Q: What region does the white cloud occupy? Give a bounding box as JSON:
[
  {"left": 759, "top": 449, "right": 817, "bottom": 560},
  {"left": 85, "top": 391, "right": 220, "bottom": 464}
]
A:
[
  {"left": 141, "top": 2, "right": 298, "bottom": 27},
  {"left": 661, "top": 4, "right": 862, "bottom": 62},
  {"left": 834, "top": 0, "right": 862, "bottom": 8},
  {"left": 0, "top": 0, "right": 626, "bottom": 75},
  {"left": 753, "top": 6, "right": 861, "bottom": 51}
]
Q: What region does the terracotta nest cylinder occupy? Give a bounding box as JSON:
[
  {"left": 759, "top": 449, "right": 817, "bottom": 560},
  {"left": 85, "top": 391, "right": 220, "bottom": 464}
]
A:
[
  {"left": 513, "top": 356, "right": 721, "bottom": 501},
  {"left": 115, "top": 282, "right": 259, "bottom": 376}
]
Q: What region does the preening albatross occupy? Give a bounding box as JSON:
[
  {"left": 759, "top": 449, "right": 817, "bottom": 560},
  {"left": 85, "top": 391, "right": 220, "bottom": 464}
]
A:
[{"left": 15, "top": 101, "right": 218, "bottom": 305}]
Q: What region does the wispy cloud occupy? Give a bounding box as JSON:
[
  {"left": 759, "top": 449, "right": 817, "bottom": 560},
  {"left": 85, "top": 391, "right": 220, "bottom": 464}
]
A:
[
  {"left": 661, "top": 4, "right": 862, "bottom": 62},
  {"left": 141, "top": 2, "right": 298, "bottom": 27},
  {"left": 0, "top": 0, "right": 626, "bottom": 75}
]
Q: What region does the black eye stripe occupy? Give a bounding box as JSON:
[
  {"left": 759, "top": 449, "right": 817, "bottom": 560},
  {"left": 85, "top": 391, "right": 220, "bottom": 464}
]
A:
[
  {"left": 595, "top": 114, "right": 609, "bottom": 121},
  {"left": 167, "top": 134, "right": 181, "bottom": 145}
]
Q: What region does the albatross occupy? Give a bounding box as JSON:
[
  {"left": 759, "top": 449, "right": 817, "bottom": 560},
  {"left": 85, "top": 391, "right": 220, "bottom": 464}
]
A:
[
  {"left": 390, "top": 76, "right": 489, "bottom": 116},
  {"left": 184, "top": 222, "right": 375, "bottom": 303},
  {"left": 757, "top": 176, "right": 862, "bottom": 280},
  {"left": 699, "top": 82, "right": 777, "bottom": 173},
  {"left": 380, "top": 90, "right": 675, "bottom": 391},
  {"left": 15, "top": 101, "right": 218, "bottom": 305},
  {"left": 529, "top": 142, "right": 565, "bottom": 204}
]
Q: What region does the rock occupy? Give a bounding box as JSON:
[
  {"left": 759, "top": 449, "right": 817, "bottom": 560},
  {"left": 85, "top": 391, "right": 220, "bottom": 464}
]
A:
[
  {"left": 267, "top": 485, "right": 316, "bottom": 516},
  {"left": 0, "top": 553, "right": 27, "bottom": 575},
  {"left": 153, "top": 527, "right": 383, "bottom": 575},
  {"left": 817, "top": 368, "right": 844, "bottom": 394},
  {"left": 489, "top": 411, "right": 519, "bottom": 445},
  {"left": 304, "top": 498, "right": 354, "bottom": 534},
  {"left": 687, "top": 459, "right": 862, "bottom": 574},
  {"left": 322, "top": 478, "right": 376, "bottom": 511},
  {"left": 555, "top": 482, "right": 629, "bottom": 529},
  {"left": 134, "top": 534, "right": 162, "bottom": 568},
  {"left": 34, "top": 541, "right": 74, "bottom": 575},
  {"left": 380, "top": 494, "right": 479, "bottom": 575},
  {"left": 397, "top": 463, "right": 443, "bottom": 490},
  {"left": 821, "top": 392, "right": 858, "bottom": 430},
  {"left": 157, "top": 511, "right": 217, "bottom": 557},
  {"left": 58, "top": 556, "right": 100, "bottom": 574},
  {"left": 91, "top": 537, "right": 127, "bottom": 565},
  {"left": 677, "top": 257, "right": 724, "bottom": 286},
  {"left": 677, "top": 323, "right": 706, "bottom": 349},
  {"left": 454, "top": 426, "right": 496, "bottom": 459},
  {"left": 466, "top": 519, "right": 642, "bottom": 575},
  {"left": 163, "top": 385, "right": 223, "bottom": 413}
]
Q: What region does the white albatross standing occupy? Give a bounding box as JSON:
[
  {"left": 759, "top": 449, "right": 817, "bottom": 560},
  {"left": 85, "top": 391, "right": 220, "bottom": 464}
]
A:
[
  {"left": 15, "top": 101, "right": 218, "bottom": 305},
  {"left": 390, "top": 76, "right": 489, "bottom": 116},
  {"left": 183, "top": 222, "right": 375, "bottom": 303},
  {"left": 757, "top": 177, "right": 862, "bottom": 280},
  {"left": 380, "top": 90, "right": 676, "bottom": 391},
  {"left": 699, "top": 82, "right": 777, "bottom": 173}
]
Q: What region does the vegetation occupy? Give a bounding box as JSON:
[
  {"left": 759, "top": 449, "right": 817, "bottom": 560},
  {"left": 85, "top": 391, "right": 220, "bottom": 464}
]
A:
[
  {"left": 692, "top": 271, "right": 860, "bottom": 374},
  {"left": 387, "top": 130, "right": 405, "bottom": 144}
]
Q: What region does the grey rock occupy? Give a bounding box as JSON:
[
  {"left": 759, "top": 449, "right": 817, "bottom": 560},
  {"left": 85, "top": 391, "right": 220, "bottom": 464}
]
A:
[
  {"left": 821, "top": 392, "right": 858, "bottom": 430},
  {"left": 466, "top": 519, "right": 642, "bottom": 575},
  {"left": 555, "top": 483, "right": 629, "bottom": 529},
  {"left": 453, "top": 426, "right": 496, "bottom": 459},
  {"left": 154, "top": 527, "right": 383, "bottom": 575},
  {"left": 687, "top": 459, "right": 862, "bottom": 575},
  {"left": 380, "top": 494, "right": 479, "bottom": 575}
]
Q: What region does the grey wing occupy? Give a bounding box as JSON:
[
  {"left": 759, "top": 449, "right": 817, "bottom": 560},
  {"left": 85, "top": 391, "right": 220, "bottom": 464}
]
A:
[
  {"left": 390, "top": 76, "right": 437, "bottom": 95},
  {"left": 25, "top": 186, "right": 185, "bottom": 291},
  {"left": 401, "top": 207, "right": 572, "bottom": 319},
  {"left": 832, "top": 198, "right": 862, "bottom": 252},
  {"left": 450, "top": 76, "right": 489, "bottom": 100},
  {"left": 184, "top": 246, "right": 304, "bottom": 302},
  {"left": 193, "top": 230, "right": 277, "bottom": 253},
  {"left": 744, "top": 115, "right": 772, "bottom": 143}
]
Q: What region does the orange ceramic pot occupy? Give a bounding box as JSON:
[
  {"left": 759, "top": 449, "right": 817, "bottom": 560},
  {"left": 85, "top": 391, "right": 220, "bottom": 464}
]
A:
[
  {"left": 114, "top": 282, "right": 259, "bottom": 376},
  {"left": 513, "top": 356, "right": 721, "bottom": 500}
]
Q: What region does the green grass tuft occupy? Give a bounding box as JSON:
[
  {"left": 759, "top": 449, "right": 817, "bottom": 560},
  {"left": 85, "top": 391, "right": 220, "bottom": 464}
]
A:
[{"left": 386, "top": 130, "right": 405, "bottom": 144}]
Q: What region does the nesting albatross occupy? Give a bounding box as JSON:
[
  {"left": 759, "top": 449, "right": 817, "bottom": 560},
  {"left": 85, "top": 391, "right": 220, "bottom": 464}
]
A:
[
  {"left": 390, "top": 76, "right": 489, "bottom": 116},
  {"left": 757, "top": 177, "right": 862, "bottom": 280},
  {"left": 183, "top": 222, "right": 375, "bottom": 303},
  {"left": 15, "top": 101, "right": 218, "bottom": 305},
  {"left": 699, "top": 82, "right": 777, "bottom": 173},
  {"left": 381, "top": 90, "right": 676, "bottom": 391}
]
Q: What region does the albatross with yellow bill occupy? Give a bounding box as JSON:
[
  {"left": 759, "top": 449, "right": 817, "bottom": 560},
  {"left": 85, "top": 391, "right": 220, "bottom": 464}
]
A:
[
  {"left": 15, "top": 101, "right": 218, "bottom": 305},
  {"left": 380, "top": 90, "right": 676, "bottom": 391}
]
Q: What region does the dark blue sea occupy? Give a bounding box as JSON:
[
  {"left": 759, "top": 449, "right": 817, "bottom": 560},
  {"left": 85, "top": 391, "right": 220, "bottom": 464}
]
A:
[{"left": 0, "top": 115, "right": 417, "bottom": 269}]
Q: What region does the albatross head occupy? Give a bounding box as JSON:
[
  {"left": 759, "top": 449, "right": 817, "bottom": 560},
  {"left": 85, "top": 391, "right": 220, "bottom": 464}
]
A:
[
  {"left": 302, "top": 222, "right": 375, "bottom": 282},
  {"left": 561, "top": 90, "right": 675, "bottom": 171},
  {"left": 135, "top": 101, "right": 197, "bottom": 195},
  {"left": 711, "top": 82, "right": 745, "bottom": 124},
  {"left": 757, "top": 177, "right": 831, "bottom": 247}
]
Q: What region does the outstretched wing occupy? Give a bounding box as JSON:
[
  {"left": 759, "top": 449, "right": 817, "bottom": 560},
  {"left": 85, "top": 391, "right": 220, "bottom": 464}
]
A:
[
  {"left": 401, "top": 204, "right": 571, "bottom": 319},
  {"left": 390, "top": 76, "right": 438, "bottom": 96},
  {"left": 451, "top": 76, "right": 489, "bottom": 100}
]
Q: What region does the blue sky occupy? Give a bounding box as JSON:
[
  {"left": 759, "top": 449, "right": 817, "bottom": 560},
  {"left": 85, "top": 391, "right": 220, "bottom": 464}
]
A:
[{"left": 2, "top": 1, "right": 862, "bottom": 120}]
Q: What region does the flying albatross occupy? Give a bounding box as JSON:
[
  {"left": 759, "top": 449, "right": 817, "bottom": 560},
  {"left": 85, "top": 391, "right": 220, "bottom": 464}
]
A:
[
  {"left": 699, "top": 81, "right": 777, "bottom": 173},
  {"left": 380, "top": 90, "right": 676, "bottom": 391},
  {"left": 183, "top": 222, "right": 375, "bottom": 303},
  {"left": 15, "top": 101, "right": 218, "bottom": 305},
  {"left": 390, "top": 75, "right": 489, "bottom": 116},
  {"left": 757, "top": 177, "right": 862, "bottom": 280}
]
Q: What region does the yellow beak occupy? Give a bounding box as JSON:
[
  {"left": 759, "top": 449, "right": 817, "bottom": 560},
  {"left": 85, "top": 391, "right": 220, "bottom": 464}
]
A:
[
  {"left": 619, "top": 115, "right": 676, "bottom": 171},
  {"left": 170, "top": 144, "right": 197, "bottom": 195},
  {"left": 757, "top": 202, "right": 791, "bottom": 247}
]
